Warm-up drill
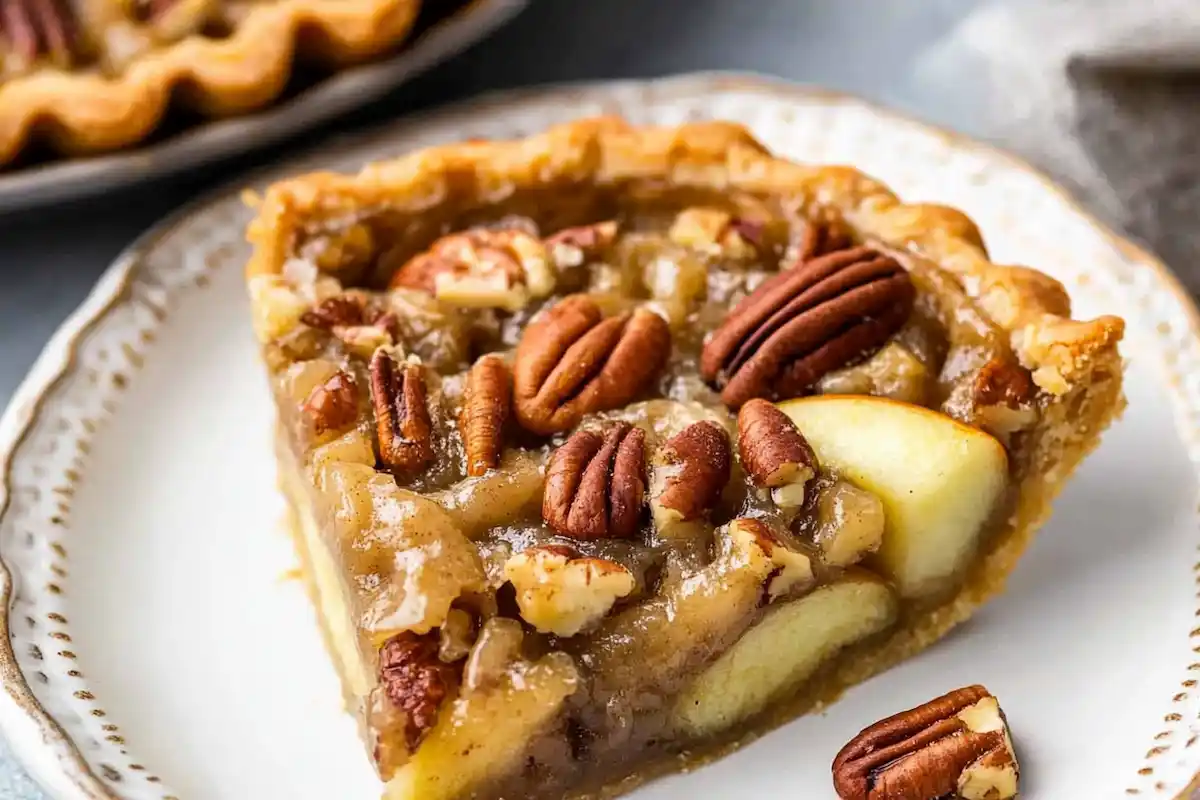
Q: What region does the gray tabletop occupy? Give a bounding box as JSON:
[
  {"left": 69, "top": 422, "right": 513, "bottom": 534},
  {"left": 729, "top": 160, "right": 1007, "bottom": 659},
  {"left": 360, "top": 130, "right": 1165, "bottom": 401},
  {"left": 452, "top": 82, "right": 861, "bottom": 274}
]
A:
[{"left": 0, "top": 0, "right": 983, "bottom": 796}]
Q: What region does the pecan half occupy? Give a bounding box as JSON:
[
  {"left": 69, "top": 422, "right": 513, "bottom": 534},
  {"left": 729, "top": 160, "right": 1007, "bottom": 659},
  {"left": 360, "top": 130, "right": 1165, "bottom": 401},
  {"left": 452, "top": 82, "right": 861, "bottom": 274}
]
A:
[
  {"left": 701, "top": 246, "right": 915, "bottom": 408},
  {"left": 650, "top": 421, "right": 732, "bottom": 528},
  {"left": 832, "top": 685, "right": 1020, "bottom": 800},
  {"left": 388, "top": 228, "right": 555, "bottom": 311},
  {"left": 513, "top": 295, "right": 671, "bottom": 435},
  {"left": 543, "top": 423, "right": 646, "bottom": 540},
  {"left": 737, "top": 399, "right": 819, "bottom": 508},
  {"left": 379, "top": 631, "right": 461, "bottom": 751},
  {"left": 459, "top": 355, "right": 511, "bottom": 477},
  {"left": 1, "top": 0, "right": 77, "bottom": 67},
  {"left": 370, "top": 349, "right": 434, "bottom": 475},
  {"left": 302, "top": 370, "right": 359, "bottom": 436}
]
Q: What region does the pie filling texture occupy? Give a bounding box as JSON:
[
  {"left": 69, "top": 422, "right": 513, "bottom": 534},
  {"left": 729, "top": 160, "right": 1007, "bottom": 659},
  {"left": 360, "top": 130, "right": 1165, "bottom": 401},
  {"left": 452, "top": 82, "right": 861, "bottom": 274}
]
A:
[
  {"left": 0, "top": 0, "right": 423, "bottom": 164},
  {"left": 244, "top": 118, "right": 1125, "bottom": 799}
]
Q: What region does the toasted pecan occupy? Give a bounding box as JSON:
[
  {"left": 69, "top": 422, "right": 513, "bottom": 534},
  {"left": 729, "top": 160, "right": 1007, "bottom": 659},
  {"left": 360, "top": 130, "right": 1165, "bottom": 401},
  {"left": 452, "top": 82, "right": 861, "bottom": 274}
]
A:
[
  {"left": 701, "top": 246, "right": 914, "bottom": 408},
  {"left": 370, "top": 349, "right": 434, "bottom": 475},
  {"left": 832, "top": 685, "right": 1019, "bottom": 800},
  {"left": 388, "top": 227, "right": 555, "bottom": 310},
  {"left": 379, "top": 631, "right": 460, "bottom": 751},
  {"left": 301, "top": 295, "right": 368, "bottom": 329},
  {"left": 302, "top": 370, "right": 359, "bottom": 436},
  {"left": 3, "top": 0, "right": 77, "bottom": 65},
  {"left": 737, "top": 399, "right": 818, "bottom": 507},
  {"left": 513, "top": 295, "right": 671, "bottom": 435},
  {"left": 974, "top": 357, "right": 1036, "bottom": 409},
  {"left": 459, "top": 355, "right": 511, "bottom": 477},
  {"left": 650, "top": 421, "right": 732, "bottom": 525},
  {"left": 543, "top": 423, "right": 647, "bottom": 540}
]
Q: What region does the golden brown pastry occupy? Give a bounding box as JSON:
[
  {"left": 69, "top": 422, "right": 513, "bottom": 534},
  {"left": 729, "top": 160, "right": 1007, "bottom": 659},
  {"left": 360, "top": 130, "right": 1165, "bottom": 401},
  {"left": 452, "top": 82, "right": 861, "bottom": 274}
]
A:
[{"left": 244, "top": 118, "right": 1124, "bottom": 800}]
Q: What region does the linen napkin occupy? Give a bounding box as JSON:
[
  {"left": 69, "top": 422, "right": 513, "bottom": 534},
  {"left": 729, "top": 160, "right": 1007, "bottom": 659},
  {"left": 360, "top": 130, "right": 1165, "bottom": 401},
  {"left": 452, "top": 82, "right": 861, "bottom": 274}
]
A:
[{"left": 916, "top": 0, "right": 1200, "bottom": 295}]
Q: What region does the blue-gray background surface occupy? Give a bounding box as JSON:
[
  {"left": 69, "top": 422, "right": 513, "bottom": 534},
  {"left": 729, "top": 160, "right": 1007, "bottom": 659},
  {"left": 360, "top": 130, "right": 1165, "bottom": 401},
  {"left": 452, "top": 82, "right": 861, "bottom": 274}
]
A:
[{"left": 0, "top": 0, "right": 989, "bottom": 795}]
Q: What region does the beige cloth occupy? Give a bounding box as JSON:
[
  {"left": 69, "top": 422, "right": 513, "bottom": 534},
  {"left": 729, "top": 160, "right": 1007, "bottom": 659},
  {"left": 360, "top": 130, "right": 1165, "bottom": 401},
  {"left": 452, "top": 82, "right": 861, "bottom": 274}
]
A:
[{"left": 918, "top": 0, "right": 1200, "bottom": 293}]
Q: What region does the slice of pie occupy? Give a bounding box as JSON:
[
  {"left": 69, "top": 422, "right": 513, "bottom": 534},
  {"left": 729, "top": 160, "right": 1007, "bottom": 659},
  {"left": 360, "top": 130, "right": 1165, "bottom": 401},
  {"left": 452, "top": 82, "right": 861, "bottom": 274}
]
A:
[
  {"left": 244, "top": 118, "right": 1125, "bottom": 799},
  {"left": 0, "top": 0, "right": 425, "bottom": 165}
]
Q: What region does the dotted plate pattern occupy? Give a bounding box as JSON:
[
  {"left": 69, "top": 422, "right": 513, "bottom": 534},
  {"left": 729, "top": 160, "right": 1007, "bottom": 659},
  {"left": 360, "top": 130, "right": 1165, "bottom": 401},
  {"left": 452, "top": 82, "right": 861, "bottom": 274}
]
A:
[{"left": 0, "top": 74, "right": 1197, "bottom": 799}]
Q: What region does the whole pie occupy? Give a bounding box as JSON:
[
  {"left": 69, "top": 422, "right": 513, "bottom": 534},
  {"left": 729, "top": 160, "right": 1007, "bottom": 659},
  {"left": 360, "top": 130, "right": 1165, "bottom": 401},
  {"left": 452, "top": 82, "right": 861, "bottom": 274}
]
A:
[
  {"left": 0, "top": 0, "right": 424, "bottom": 166},
  {"left": 244, "top": 118, "right": 1125, "bottom": 799}
]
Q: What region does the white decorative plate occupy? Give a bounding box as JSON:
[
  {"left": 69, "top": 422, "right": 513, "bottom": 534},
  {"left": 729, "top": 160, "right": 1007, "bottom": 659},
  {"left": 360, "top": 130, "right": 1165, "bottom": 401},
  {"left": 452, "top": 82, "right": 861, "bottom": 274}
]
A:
[
  {"left": 0, "top": 0, "right": 526, "bottom": 215},
  {"left": 1, "top": 73, "right": 1197, "bottom": 800}
]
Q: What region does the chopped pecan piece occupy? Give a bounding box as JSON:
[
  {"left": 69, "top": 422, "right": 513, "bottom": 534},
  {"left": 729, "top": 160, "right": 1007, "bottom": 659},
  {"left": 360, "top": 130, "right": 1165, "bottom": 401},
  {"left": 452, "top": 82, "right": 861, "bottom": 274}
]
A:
[
  {"left": 974, "top": 357, "right": 1035, "bottom": 409},
  {"left": 301, "top": 295, "right": 398, "bottom": 358},
  {"left": 701, "top": 246, "right": 915, "bottom": 408},
  {"left": 301, "top": 295, "right": 368, "bottom": 329},
  {"left": 832, "top": 685, "right": 1019, "bottom": 800},
  {"left": 543, "top": 423, "right": 646, "bottom": 540},
  {"left": 379, "top": 631, "right": 461, "bottom": 751},
  {"left": 387, "top": 227, "right": 555, "bottom": 311},
  {"left": 1, "top": 0, "right": 77, "bottom": 67},
  {"left": 370, "top": 349, "right": 434, "bottom": 475},
  {"left": 459, "top": 355, "right": 511, "bottom": 477},
  {"left": 737, "top": 399, "right": 819, "bottom": 508},
  {"left": 795, "top": 216, "right": 854, "bottom": 262},
  {"left": 335, "top": 318, "right": 397, "bottom": 360},
  {"left": 649, "top": 421, "right": 732, "bottom": 528},
  {"left": 302, "top": 371, "right": 359, "bottom": 435},
  {"left": 513, "top": 295, "right": 671, "bottom": 435},
  {"left": 545, "top": 221, "right": 619, "bottom": 268},
  {"left": 972, "top": 356, "right": 1039, "bottom": 441},
  {"left": 727, "top": 518, "right": 814, "bottom": 601},
  {"left": 504, "top": 545, "right": 636, "bottom": 636},
  {"left": 668, "top": 208, "right": 761, "bottom": 260}
]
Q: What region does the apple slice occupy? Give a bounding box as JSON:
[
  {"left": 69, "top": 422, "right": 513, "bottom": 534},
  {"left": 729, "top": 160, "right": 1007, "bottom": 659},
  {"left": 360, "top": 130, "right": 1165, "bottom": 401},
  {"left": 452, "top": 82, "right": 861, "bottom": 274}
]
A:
[
  {"left": 778, "top": 396, "right": 1008, "bottom": 598},
  {"left": 671, "top": 571, "right": 898, "bottom": 736}
]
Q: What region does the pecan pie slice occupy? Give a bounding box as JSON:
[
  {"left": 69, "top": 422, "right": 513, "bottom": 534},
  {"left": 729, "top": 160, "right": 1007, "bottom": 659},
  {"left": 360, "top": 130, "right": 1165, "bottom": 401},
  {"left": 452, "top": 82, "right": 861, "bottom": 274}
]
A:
[
  {"left": 0, "top": 0, "right": 424, "bottom": 165},
  {"left": 245, "top": 118, "right": 1124, "bottom": 800}
]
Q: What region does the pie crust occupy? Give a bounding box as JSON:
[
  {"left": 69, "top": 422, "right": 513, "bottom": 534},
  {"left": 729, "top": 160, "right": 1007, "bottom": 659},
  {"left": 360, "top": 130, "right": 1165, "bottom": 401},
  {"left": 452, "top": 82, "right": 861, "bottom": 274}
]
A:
[
  {"left": 0, "top": 0, "right": 420, "bottom": 165},
  {"left": 245, "top": 118, "right": 1125, "bottom": 799}
]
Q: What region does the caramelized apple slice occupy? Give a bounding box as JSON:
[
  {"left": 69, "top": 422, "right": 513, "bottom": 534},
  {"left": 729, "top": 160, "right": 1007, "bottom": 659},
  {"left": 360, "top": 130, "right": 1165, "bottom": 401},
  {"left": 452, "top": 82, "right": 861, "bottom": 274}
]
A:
[
  {"left": 672, "top": 571, "right": 897, "bottom": 736},
  {"left": 778, "top": 396, "right": 1008, "bottom": 598}
]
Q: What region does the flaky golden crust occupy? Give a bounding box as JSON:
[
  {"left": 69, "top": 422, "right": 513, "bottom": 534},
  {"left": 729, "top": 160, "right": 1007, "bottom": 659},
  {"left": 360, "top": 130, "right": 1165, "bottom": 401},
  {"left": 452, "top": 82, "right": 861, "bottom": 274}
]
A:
[
  {"left": 0, "top": 0, "right": 419, "bottom": 165},
  {"left": 246, "top": 117, "right": 1126, "bottom": 797}
]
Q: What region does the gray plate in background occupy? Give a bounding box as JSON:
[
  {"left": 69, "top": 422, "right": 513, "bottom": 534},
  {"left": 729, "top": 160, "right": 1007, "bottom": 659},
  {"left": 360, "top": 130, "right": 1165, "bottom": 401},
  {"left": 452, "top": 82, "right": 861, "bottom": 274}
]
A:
[{"left": 0, "top": 0, "right": 525, "bottom": 214}]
